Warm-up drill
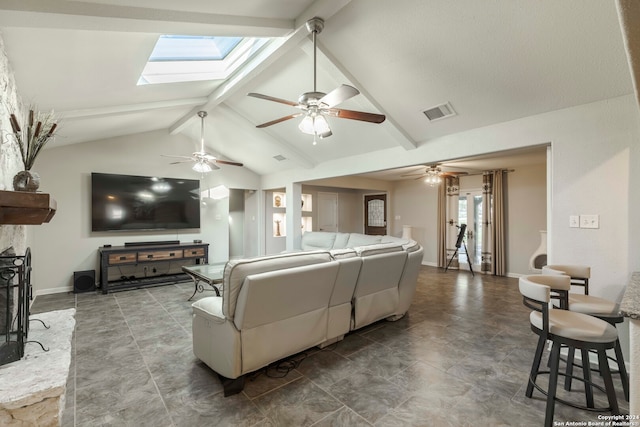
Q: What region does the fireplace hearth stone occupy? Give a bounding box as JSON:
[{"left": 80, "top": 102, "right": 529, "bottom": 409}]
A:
[{"left": 0, "top": 308, "right": 75, "bottom": 426}]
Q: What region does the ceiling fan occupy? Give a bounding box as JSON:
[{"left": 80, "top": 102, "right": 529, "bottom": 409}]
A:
[
  {"left": 162, "top": 111, "right": 243, "bottom": 173},
  {"left": 401, "top": 165, "right": 468, "bottom": 186},
  {"left": 247, "top": 17, "right": 386, "bottom": 143}
]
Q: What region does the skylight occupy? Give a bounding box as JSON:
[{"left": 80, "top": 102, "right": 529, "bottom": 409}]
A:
[{"left": 138, "top": 35, "right": 270, "bottom": 85}]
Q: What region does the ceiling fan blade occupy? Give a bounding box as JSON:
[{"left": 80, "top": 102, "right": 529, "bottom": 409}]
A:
[
  {"left": 256, "top": 113, "right": 303, "bottom": 128},
  {"left": 400, "top": 172, "right": 426, "bottom": 177},
  {"left": 161, "top": 154, "right": 193, "bottom": 160},
  {"left": 203, "top": 160, "right": 220, "bottom": 170},
  {"left": 327, "top": 108, "right": 386, "bottom": 124},
  {"left": 247, "top": 92, "right": 299, "bottom": 107},
  {"left": 169, "top": 160, "right": 194, "bottom": 165},
  {"left": 319, "top": 84, "right": 359, "bottom": 108},
  {"left": 215, "top": 159, "right": 244, "bottom": 167}
]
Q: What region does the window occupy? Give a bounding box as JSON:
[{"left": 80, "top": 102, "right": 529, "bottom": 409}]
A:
[{"left": 138, "top": 35, "right": 270, "bottom": 85}]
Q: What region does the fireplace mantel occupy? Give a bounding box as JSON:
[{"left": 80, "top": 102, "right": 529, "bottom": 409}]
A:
[{"left": 0, "top": 190, "right": 56, "bottom": 225}]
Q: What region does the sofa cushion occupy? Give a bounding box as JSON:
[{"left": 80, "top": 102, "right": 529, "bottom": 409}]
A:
[
  {"left": 381, "top": 236, "right": 420, "bottom": 252},
  {"left": 380, "top": 236, "right": 409, "bottom": 245},
  {"left": 223, "top": 251, "right": 332, "bottom": 318},
  {"left": 332, "top": 233, "right": 351, "bottom": 249},
  {"left": 354, "top": 243, "right": 403, "bottom": 257},
  {"left": 300, "top": 232, "right": 337, "bottom": 251},
  {"left": 346, "top": 234, "right": 382, "bottom": 247},
  {"left": 329, "top": 248, "right": 358, "bottom": 259}
]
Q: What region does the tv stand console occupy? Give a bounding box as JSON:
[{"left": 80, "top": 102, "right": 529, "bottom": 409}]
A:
[{"left": 99, "top": 242, "right": 209, "bottom": 294}]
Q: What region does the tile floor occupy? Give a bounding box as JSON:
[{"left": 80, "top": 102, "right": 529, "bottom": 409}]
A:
[{"left": 30, "top": 266, "right": 630, "bottom": 426}]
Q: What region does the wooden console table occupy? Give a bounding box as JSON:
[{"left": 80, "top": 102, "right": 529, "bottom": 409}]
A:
[{"left": 98, "top": 242, "right": 209, "bottom": 293}]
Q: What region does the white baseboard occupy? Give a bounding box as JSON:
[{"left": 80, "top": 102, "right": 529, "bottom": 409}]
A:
[
  {"left": 34, "top": 286, "right": 73, "bottom": 297},
  {"left": 421, "top": 261, "right": 438, "bottom": 267}
]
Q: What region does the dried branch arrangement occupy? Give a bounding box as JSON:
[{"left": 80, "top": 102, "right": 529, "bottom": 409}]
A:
[{"left": 9, "top": 108, "right": 58, "bottom": 170}]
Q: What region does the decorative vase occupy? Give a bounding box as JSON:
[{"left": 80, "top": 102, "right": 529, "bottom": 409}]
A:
[{"left": 13, "top": 170, "right": 40, "bottom": 192}]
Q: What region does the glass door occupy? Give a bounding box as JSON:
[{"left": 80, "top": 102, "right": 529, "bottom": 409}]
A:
[{"left": 458, "top": 191, "right": 483, "bottom": 271}]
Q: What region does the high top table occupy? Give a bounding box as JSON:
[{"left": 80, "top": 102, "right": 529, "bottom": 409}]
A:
[
  {"left": 620, "top": 271, "right": 640, "bottom": 415},
  {"left": 182, "top": 262, "right": 226, "bottom": 301}
]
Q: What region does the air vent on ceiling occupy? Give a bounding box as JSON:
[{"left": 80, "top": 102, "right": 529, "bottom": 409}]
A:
[
  {"left": 423, "top": 102, "right": 456, "bottom": 122},
  {"left": 273, "top": 154, "right": 287, "bottom": 161}
]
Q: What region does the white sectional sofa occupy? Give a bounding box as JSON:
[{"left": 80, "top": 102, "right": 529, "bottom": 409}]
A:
[{"left": 191, "top": 232, "right": 423, "bottom": 395}]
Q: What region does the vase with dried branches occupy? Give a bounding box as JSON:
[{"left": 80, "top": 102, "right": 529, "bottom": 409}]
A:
[{"left": 8, "top": 107, "right": 58, "bottom": 192}]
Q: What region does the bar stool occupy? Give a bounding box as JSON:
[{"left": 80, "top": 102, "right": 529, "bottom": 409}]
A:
[
  {"left": 519, "top": 275, "right": 620, "bottom": 427},
  {"left": 543, "top": 264, "right": 590, "bottom": 294},
  {"left": 542, "top": 266, "right": 629, "bottom": 401}
]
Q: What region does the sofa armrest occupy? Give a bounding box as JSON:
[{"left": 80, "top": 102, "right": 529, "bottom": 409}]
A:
[{"left": 192, "top": 297, "right": 225, "bottom": 323}]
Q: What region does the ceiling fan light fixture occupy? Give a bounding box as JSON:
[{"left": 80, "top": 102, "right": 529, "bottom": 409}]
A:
[
  {"left": 193, "top": 161, "right": 213, "bottom": 173},
  {"left": 298, "top": 114, "right": 331, "bottom": 136},
  {"left": 424, "top": 174, "right": 442, "bottom": 186},
  {"left": 424, "top": 166, "right": 443, "bottom": 186}
]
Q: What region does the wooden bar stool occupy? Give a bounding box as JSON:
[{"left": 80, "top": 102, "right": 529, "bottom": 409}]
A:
[
  {"left": 542, "top": 266, "right": 629, "bottom": 401},
  {"left": 519, "top": 275, "right": 620, "bottom": 427}
]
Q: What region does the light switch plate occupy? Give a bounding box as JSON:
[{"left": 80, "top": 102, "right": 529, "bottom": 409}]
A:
[
  {"left": 579, "top": 214, "right": 599, "bottom": 229},
  {"left": 569, "top": 216, "right": 579, "bottom": 228}
]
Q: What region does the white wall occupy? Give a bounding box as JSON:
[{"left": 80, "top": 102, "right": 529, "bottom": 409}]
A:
[{"left": 31, "top": 129, "right": 260, "bottom": 294}]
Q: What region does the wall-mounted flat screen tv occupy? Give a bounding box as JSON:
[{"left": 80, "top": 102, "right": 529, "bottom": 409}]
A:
[{"left": 91, "top": 172, "right": 200, "bottom": 232}]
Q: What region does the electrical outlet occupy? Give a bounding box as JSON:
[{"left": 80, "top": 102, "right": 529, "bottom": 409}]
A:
[
  {"left": 579, "top": 214, "right": 599, "bottom": 229},
  {"left": 569, "top": 216, "right": 579, "bottom": 228}
]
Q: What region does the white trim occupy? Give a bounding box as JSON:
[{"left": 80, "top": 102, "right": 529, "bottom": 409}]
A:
[{"left": 34, "top": 286, "right": 73, "bottom": 297}]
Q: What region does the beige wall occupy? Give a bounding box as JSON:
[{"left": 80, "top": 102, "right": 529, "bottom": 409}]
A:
[{"left": 389, "top": 162, "right": 547, "bottom": 275}]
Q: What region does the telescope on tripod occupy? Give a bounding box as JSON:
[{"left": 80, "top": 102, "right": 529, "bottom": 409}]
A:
[{"left": 444, "top": 223, "right": 475, "bottom": 276}]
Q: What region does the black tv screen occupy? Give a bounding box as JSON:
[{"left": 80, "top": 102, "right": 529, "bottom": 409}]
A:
[{"left": 91, "top": 172, "right": 200, "bottom": 232}]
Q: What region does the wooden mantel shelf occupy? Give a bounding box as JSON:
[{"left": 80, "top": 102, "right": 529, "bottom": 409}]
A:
[{"left": 0, "top": 190, "right": 57, "bottom": 225}]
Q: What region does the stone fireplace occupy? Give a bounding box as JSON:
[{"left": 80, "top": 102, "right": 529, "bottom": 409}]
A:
[{"left": 0, "top": 247, "right": 31, "bottom": 366}]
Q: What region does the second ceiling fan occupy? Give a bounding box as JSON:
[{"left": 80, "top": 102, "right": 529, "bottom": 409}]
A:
[{"left": 248, "top": 17, "right": 386, "bottom": 142}]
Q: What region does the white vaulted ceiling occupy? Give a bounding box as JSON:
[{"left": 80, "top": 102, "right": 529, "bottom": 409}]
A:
[{"left": 0, "top": 0, "right": 634, "bottom": 177}]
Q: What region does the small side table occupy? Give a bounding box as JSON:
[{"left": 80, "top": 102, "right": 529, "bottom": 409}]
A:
[{"left": 183, "top": 263, "right": 226, "bottom": 301}]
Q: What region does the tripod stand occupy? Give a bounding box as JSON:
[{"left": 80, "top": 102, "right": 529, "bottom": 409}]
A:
[{"left": 444, "top": 224, "right": 475, "bottom": 276}]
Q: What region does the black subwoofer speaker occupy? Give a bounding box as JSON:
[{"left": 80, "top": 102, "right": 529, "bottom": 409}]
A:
[{"left": 73, "top": 270, "right": 96, "bottom": 293}]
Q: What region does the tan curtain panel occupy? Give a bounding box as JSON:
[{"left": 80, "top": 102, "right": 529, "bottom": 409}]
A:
[
  {"left": 445, "top": 176, "right": 460, "bottom": 269},
  {"left": 481, "top": 173, "right": 493, "bottom": 274},
  {"left": 437, "top": 180, "right": 447, "bottom": 267},
  {"left": 492, "top": 170, "right": 506, "bottom": 276}
]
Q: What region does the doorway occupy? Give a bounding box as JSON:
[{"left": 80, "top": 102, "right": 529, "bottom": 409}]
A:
[
  {"left": 364, "top": 194, "right": 387, "bottom": 235},
  {"left": 317, "top": 192, "right": 338, "bottom": 232},
  {"left": 458, "top": 190, "right": 483, "bottom": 271}
]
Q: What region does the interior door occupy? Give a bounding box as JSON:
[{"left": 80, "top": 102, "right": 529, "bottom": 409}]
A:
[
  {"left": 457, "top": 191, "right": 483, "bottom": 271},
  {"left": 364, "top": 194, "right": 387, "bottom": 235},
  {"left": 317, "top": 192, "right": 338, "bottom": 232}
]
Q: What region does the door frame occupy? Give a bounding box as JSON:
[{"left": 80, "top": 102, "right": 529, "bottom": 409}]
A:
[{"left": 364, "top": 193, "right": 388, "bottom": 235}]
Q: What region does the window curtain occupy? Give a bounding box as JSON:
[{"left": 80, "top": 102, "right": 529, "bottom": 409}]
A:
[
  {"left": 492, "top": 170, "right": 506, "bottom": 276},
  {"left": 481, "top": 173, "right": 493, "bottom": 274},
  {"left": 481, "top": 170, "right": 507, "bottom": 276},
  {"left": 440, "top": 176, "right": 460, "bottom": 269},
  {"left": 437, "top": 180, "right": 447, "bottom": 267}
]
